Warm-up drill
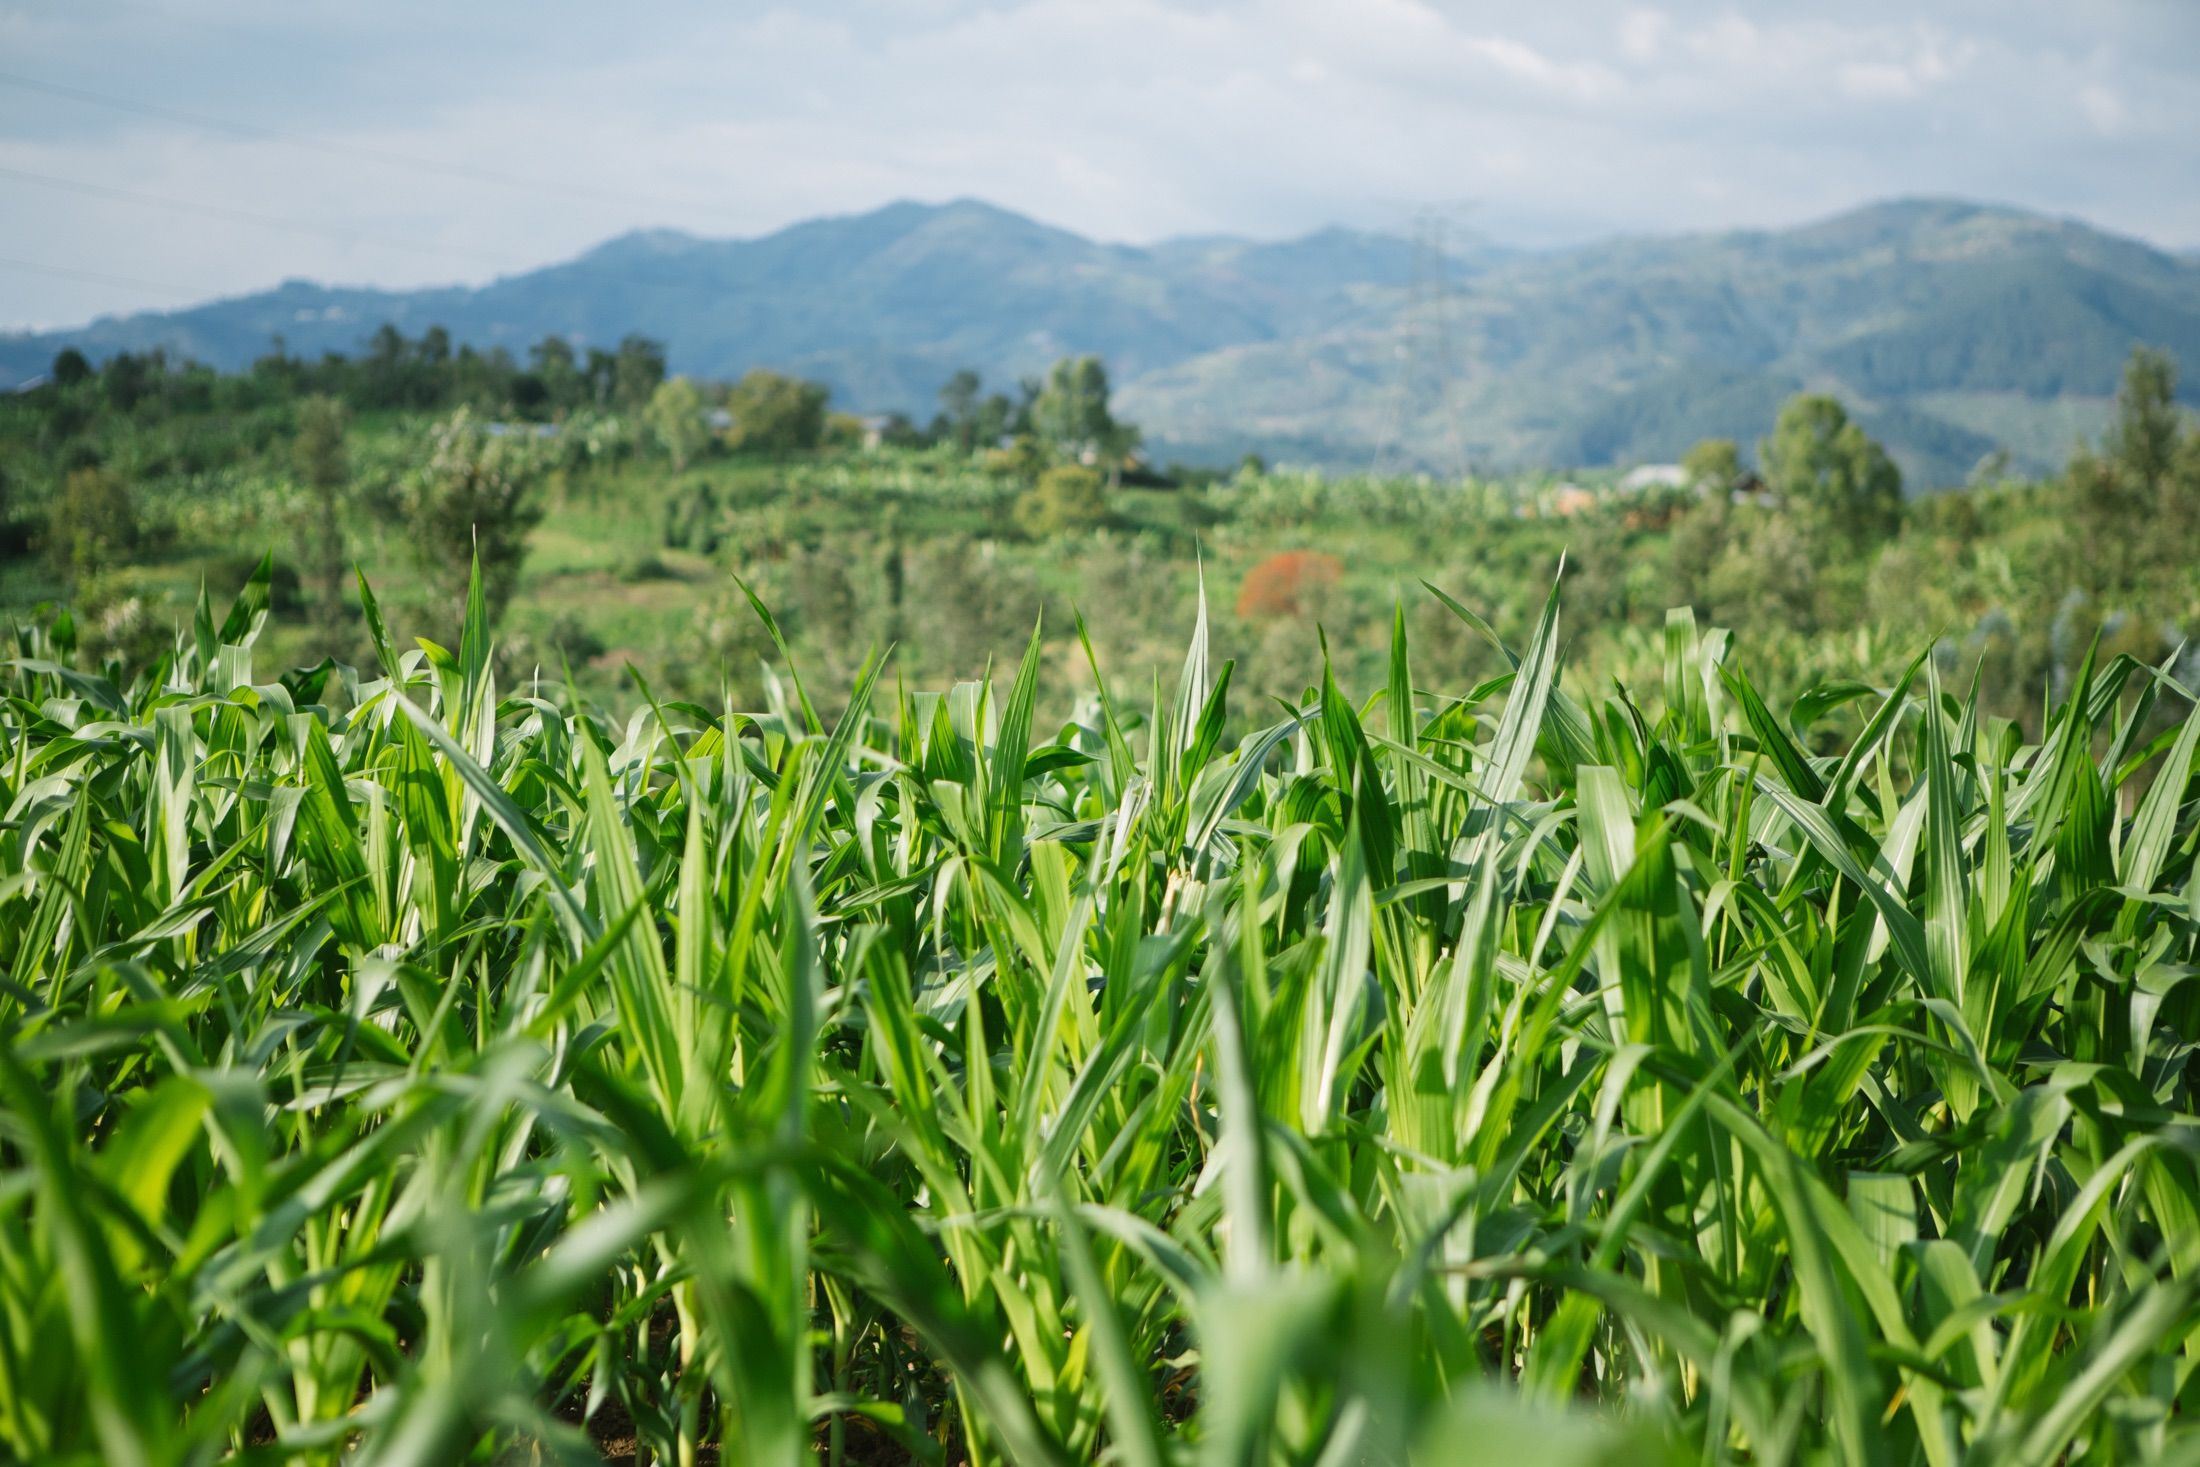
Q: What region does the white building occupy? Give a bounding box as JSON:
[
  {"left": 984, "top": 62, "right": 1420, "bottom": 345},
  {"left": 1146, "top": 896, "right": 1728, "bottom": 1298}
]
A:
[{"left": 1619, "top": 463, "right": 1688, "bottom": 493}]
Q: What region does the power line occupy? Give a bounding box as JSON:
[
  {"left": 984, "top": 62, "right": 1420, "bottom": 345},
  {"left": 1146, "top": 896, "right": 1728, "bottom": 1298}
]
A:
[
  {"left": 0, "top": 254, "right": 207, "bottom": 296},
  {"left": 0, "top": 164, "right": 742, "bottom": 304},
  {"left": 0, "top": 69, "right": 735, "bottom": 219},
  {"left": 0, "top": 163, "right": 521, "bottom": 269}
]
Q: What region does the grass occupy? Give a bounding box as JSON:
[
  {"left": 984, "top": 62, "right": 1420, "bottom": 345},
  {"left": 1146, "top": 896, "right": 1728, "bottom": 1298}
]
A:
[{"left": 4, "top": 553, "right": 2200, "bottom": 1465}]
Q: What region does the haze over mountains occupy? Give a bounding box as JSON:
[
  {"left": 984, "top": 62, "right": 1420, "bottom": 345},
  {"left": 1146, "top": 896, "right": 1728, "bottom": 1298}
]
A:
[{"left": 10, "top": 196, "right": 2200, "bottom": 487}]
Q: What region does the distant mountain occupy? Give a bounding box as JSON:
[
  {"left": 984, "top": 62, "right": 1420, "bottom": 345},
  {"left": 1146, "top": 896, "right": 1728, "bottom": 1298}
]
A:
[
  {"left": 1117, "top": 199, "right": 2200, "bottom": 485},
  {"left": 8, "top": 195, "right": 2198, "bottom": 487}
]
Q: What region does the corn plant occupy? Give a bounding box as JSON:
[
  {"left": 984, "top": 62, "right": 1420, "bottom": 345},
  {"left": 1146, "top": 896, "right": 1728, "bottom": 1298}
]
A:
[{"left": 3, "top": 554, "right": 2198, "bottom": 1465}]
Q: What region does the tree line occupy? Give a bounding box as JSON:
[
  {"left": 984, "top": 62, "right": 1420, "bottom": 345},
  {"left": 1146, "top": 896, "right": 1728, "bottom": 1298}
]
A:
[
  {"left": 7, "top": 325, "right": 1156, "bottom": 655},
  {"left": 33, "top": 326, "right": 1144, "bottom": 467},
  {"left": 46, "top": 326, "right": 675, "bottom": 422},
  {"left": 22, "top": 318, "right": 2194, "bottom": 708}
]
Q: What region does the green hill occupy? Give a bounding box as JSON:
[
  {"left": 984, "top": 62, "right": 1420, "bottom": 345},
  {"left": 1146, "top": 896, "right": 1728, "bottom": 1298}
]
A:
[{"left": 7, "top": 196, "right": 2197, "bottom": 487}]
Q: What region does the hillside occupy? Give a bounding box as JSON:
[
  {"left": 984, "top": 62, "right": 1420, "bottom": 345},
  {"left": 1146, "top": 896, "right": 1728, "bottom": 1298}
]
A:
[
  {"left": 1119, "top": 199, "right": 2200, "bottom": 484},
  {"left": 8, "top": 196, "right": 2199, "bottom": 485}
]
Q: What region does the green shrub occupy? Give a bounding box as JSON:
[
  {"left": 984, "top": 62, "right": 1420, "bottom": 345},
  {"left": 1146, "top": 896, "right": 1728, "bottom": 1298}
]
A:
[
  {"left": 723, "top": 369, "right": 829, "bottom": 454},
  {"left": 43, "top": 464, "right": 139, "bottom": 585},
  {"left": 619, "top": 550, "right": 680, "bottom": 583},
  {"left": 644, "top": 376, "right": 711, "bottom": 470},
  {"left": 399, "top": 407, "right": 545, "bottom": 619},
  {"left": 1012, "top": 463, "right": 1110, "bottom": 537}
]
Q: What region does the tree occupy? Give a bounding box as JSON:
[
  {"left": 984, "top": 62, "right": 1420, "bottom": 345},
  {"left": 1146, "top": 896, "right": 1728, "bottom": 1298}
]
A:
[
  {"left": 2105, "top": 347, "right": 2180, "bottom": 494},
  {"left": 2067, "top": 443, "right": 2143, "bottom": 595},
  {"left": 974, "top": 392, "right": 1016, "bottom": 447},
  {"left": 401, "top": 408, "right": 545, "bottom": 620},
  {"left": 723, "top": 370, "right": 829, "bottom": 454},
  {"left": 530, "top": 336, "right": 585, "bottom": 412},
  {"left": 292, "top": 395, "right": 351, "bottom": 632},
  {"left": 871, "top": 412, "right": 921, "bottom": 449},
  {"left": 612, "top": 335, "right": 668, "bottom": 410},
  {"left": 1036, "top": 357, "right": 1139, "bottom": 480},
  {"left": 1032, "top": 357, "right": 1125, "bottom": 464},
  {"left": 102, "top": 352, "right": 154, "bottom": 412},
  {"left": 1760, "top": 395, "right": 1901, "bottom": 549},
  {"left": 1013, "top": 464, "right": 1110, "bottom": 538},
  {"left": 51, "top": 348, "right": 92, "bottom": 388},
  {"left": 983, "top": 434, "right": 1048, "bottom": 484},
  {"left": 938, "top": 369, "right": 983, "bottom": 451},
  {"left": 1682, "top": 437, "right": 1742, "bottom": 495},
  {"left": 361, "top": 324, "right": 412, "bottom": 408},
  {"left": 645, "top": 377, "right": 711, "bottom": 470},
  {"left": 418, "top": 326, "right": 452, "bottom": 367},
  {"left": 1703, "top": 511, "right": 1818, "bottom": 630},
  {"left": 583, "top": 347, "right": 619, "bottom": 406},
  {"left": 820, "top": 412, "right": 870, "bottom": 449},
  {"left": 2067, "top": 346, "right": 2200, "bottom": 585},
  {"left": 46, "top": 465, "right": 138, "bottom": 587}
]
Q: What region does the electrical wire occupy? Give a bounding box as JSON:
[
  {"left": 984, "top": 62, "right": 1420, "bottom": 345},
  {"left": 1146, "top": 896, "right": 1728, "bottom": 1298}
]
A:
[
  {"left": 0, "top": 68, "right": 736, "bottom": 217},
  {"left": 0, "top": 163, "right": 523, "bottom": 268},
  {"left": 0, "top": 255, "right": 207, "bottom": 297},
  {"left": 0, "top": 164, "right": 747, "bottom": 304}
]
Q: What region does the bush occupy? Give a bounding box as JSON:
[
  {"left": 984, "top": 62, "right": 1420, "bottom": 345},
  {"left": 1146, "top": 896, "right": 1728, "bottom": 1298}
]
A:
[
  {"left": 1012, "top": 464, "right": 1110, "bottom": 538},
  {"left": 644, "top": 377, "right": 711, "bottom": 470},
  {"left": 723, "top": 370, "right": 829, "bottom": 455},
  {"left": 661, "top": 480, "right": 720, "bottom": 554},
  {"left": 291, "top": 394, "right": 351, "bottom": 628},
  {"left": 72, "top": 570, "right": 176, "bottom": 668},
  {"left": 982, "top": 436, "right": 1048, "bottom": 482},
  {"left": 400, "top": 408, "right": 545, "bottom": 620},
  {"left": 820, "top": 412, "right": 869, "bottom": 450},
  {"left": 619, "top": 551, "right": 680, "bottom": 583},
  {"left": 45, "top": 465, "right": 140, "bottom": 586},
  {"left": 1703, "top": 510, "right": 1817, "bottom": 630}
]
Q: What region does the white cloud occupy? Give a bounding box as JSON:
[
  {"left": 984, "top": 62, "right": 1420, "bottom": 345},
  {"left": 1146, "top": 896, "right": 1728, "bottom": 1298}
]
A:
[
  {"left": 1617, "top": 8, "right": 1669, "bottom": 63},
  {"left": 1839, "top": 61, "right": 1923, "bottom": 99},
  {"left": 2077, "top": 83, "right": 2129, "bottom": 135},
  {"left": 1459, "top": 34, "right": 1622, "bottom": 100}
]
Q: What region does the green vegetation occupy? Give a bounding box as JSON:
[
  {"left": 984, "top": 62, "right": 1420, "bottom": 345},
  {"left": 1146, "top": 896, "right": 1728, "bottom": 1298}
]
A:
[
  {"left": 291, "top": 394, "right": 352, "bottom": 644},
  {"left": 1760, "top": 394, "right": 1904, "bottom": 553},
  {"left": 7, "top": 539, "right": 2200, "bottom": 1462},
  {"left": 1030, "top": 357, "right": 1139, "bottom": 479},
  {"left": 3, "top": 325, "right": 2200, "bottom": 1462},
  {"left": 398, "top": 408, "right": 548, "bottom": 623},
  {"left": 5, "top": 333, "right": 2200, "bottom": 751},
  {"left": 42, "top": 462, "right": 140, "bottom": 589},
  {"left": 722, "top": 370, "right": 831, "bottom": 457},
  {"left": 1013, "top": 464, "right": 1113, "bottom": 538},
  {"left": 14, "top": 198, "right": 2199, "bottom": 481},
  {"left": 644, "top": 378, "right": 711, "bottom": 472}
]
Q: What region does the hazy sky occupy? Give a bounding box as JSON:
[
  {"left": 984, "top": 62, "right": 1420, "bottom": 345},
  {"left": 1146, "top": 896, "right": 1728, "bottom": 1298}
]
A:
[{"left": 3, "top": 0, "right": 2196, "bottom": 329}]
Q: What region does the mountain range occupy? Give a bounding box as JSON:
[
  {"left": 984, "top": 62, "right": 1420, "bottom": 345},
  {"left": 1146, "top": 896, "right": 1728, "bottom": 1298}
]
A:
[{"left": 9, "top": 196, "right": 2200, "bottom": 487}]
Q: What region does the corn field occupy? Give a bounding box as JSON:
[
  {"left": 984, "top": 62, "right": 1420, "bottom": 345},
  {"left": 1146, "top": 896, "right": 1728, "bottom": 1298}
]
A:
[{"left": 4, "top": 556, "right": 2200, "bottom": 1466}]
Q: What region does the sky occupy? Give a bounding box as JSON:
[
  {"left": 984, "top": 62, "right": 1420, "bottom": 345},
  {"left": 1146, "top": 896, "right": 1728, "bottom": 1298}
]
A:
[{"left": 2, "top": 0, "right": 2196, "bottom": 330}]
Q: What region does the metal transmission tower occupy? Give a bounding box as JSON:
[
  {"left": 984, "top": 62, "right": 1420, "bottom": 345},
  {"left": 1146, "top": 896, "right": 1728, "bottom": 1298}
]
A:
[{"left": 1371, "top": 207, "right": 1475, "bottom": 482}]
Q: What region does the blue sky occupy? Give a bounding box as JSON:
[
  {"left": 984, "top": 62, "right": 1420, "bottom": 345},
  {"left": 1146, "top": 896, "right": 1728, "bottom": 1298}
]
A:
[{"left": 2, "top": 0, "right": 2195, "bottom": 329}]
